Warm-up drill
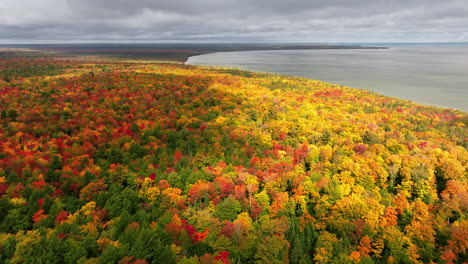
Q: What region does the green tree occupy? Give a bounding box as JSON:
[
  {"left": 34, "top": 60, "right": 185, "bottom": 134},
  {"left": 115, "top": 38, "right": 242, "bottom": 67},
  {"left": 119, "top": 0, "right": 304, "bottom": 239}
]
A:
[{"left": 215, "top": 196, "right": 242, "bottom": 221}]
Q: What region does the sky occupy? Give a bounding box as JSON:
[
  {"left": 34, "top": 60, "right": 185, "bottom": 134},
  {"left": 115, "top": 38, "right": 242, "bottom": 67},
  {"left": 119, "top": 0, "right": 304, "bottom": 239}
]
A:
[{"left": 1, "top": 0, "right": 467, "bottom": 44}]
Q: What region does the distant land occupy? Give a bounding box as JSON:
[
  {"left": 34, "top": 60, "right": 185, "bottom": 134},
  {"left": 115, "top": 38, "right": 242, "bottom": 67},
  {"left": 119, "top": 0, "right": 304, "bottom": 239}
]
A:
[{"left": 0, "top": 43, "right": 387, "bottom": 62}]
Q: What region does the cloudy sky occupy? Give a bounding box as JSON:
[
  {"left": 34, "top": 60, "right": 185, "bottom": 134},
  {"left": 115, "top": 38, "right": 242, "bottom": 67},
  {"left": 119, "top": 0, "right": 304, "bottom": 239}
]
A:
[{"left": 1, "top": 0, "right": 467, "bottom": 43}]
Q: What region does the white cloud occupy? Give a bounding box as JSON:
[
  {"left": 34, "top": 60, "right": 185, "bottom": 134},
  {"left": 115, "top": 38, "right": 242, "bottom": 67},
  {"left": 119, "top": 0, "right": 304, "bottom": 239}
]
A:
[{"left": 0, "top": 0, "right": 467, "bottom": 43}]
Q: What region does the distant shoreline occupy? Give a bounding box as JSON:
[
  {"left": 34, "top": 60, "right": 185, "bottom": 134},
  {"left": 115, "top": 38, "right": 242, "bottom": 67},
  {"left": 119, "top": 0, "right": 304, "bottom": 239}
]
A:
[
  {"left": 0, "top": 43, "right": 387, "bottom": 62},
  {"left": 182, "top": 44, "right": 388, "bottom": 63}
]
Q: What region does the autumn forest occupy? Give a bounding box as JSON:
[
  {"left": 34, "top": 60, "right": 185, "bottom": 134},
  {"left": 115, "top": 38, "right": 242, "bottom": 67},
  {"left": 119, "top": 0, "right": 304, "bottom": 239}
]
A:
[{"left": 0, "top": 54, "right": 467, "bottom": 264}]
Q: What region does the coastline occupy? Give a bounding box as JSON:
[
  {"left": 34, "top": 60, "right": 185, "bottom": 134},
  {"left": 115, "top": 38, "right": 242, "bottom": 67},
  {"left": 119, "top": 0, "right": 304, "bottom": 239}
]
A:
[
  {"left": 187, "top": 60, "right": 466, "bottom": 112},
  {"left": 185, "top": 46, "right": 468, "bottom": 112}
]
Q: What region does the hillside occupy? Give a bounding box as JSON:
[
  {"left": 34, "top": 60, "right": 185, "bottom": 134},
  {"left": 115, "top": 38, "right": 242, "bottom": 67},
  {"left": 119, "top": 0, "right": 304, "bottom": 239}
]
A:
[{"left": 0, "top": 56, "right": 467, "bottom": 264}]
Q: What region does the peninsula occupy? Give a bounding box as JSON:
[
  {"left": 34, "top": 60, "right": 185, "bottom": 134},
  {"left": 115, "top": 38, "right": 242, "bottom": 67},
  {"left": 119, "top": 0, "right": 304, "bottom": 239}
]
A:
[{"left": 0, "top": 43, "right": 387, "bottom": 62}]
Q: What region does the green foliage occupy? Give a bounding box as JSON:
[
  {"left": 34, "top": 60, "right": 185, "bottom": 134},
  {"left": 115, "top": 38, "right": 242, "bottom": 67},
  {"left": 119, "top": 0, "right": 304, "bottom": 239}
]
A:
[
  {"left": 215, "top": 196, "right": 242, "bottom": 221},
  {"left": 0, "top": 62, "right": 66, "bottom": 79},
  {"left": 127, "top": 229, "right": 176, "bottom": 264}
]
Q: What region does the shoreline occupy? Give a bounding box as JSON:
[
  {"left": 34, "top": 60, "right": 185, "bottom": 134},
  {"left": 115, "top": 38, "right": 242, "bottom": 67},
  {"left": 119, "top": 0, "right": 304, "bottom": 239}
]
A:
[
  {"left": 188, "top": 61, "right": 465, "bottom": 112},
  {"left": 185, "top": 47, "right": 468, "bottom": 112}
]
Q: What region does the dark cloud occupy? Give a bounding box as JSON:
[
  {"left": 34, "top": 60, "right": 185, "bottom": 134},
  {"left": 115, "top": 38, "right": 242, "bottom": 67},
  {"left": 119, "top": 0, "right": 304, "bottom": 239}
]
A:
[{"left": 1, "top": 0, "right": 467, "bottom": 43}]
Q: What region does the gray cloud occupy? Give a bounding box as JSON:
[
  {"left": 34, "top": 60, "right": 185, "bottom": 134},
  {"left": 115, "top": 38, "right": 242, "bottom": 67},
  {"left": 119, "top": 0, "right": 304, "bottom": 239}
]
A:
[{"left": 1, "top": 0, "right": 467, "bottom": 43}]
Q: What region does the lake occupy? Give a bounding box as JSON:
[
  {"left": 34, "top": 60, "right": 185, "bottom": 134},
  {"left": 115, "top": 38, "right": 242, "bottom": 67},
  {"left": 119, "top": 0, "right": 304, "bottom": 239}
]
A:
[{"left": 186, "top": 44, "right": 468, "bottom": 111}]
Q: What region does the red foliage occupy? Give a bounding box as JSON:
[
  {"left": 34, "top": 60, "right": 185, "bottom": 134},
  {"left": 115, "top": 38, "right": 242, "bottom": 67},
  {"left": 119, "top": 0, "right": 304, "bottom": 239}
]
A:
[
  {"left": 79, "top": 179, "right": 107, "bottom": 201},
  {"left": 354, "top": 143, "right": 368, "bottom": 155},
  {"left": 32, "top": 209, "right": 47, "bottom": 223},
  {"left": 165, "top": 215, "right": 183, "bottom": 239},
  {"left": 267, "top": 162, "right": 294, "bottom": 174},
  {"left": 214, "top": 251, "right": 230, "bottom": 264},
  {"left": 188, "top": 181, "right": 214, "bottom": 204},
  {"left": 164, "top": 167, "right": 177, "bottom": 174},
  {"left": 182, "top": 219, "right": 207, "bottom": 244},
  {"left": 182, "top": 219, "right": 196, "bottom": 237},
  {"left": 234, "top": 184, "right": 247, "bottom": 202},
  {"left": 165, "top": 214, "right": 208, "bottom": 245},
  {"left": 249, "top": 199, "right": 262, "bottom": 220},
  {"left": 173, "top": 151, "right": 183, "bottom": 164},
  {"left": 55, "top": 211, "right": 69, "bottom": 224},
  {"left": 37, "top": 198, "right": 45, "bottom": 208},
  {"left": 51, "top": 188, "right": 64, "bottom": 197},
  {"left": 68, "top": 182, "right": 82, "bottom": 196},
  {"left": 131, "top": 260, "right": 149, "bottom": 264},
  {"left": 440, "top": 248, "right": 456, "bottom": 263},
  {"left": 249, "top": 156, "right": 259, "bottom": 167},
  {"left": 293, "top": 144, "right": 308, "bottom": 165},
  {"left": 314, "top": 89, "right": 343, "bottom": 98},
  {"left": 418, "top": 141, "right": 428, "bottom": 149},
  {"left": 278, "top": 131, "right": 287, "bottom": 140},
  {"left": 194, "top": 229, "right": 209, "bottom": 243},
  {"left": 0, "top": 183, "right": 8, "bottom": 197},
  {"left": 93, "top": 208, "right": 108, "bottom": 222},
  {"left": 214, "top": 176, "right": 235, "bottom": 197},
  {"left": 220, "top": 221, "right": 235, "bottom": 237},
  {"left": 119, "top": 256, "right": 135, "bottom": 264},
  {"left": 31, "top": 180, "right": 47, "bottom": 189}
]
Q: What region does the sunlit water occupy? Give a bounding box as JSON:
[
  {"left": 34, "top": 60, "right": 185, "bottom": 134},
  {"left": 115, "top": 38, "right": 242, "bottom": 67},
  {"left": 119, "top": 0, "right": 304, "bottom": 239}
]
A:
[{"left": 187, "top": 44, "right": 468, "bottom": 111}]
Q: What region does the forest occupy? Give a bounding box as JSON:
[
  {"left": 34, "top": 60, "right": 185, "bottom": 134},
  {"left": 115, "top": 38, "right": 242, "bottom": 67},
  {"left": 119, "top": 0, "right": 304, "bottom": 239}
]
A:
[{"left": 0, "top": 54, "right": 467, "bottom": 264}]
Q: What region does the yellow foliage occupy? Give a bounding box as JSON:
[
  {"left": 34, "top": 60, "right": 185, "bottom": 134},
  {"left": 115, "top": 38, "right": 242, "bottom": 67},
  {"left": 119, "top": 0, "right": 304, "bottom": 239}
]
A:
[
  {"left": 10, "top": 197, "right": 27, "bottom": 205},
  {"left": 139, "top": 186, "right": 161, "bottom": 202}
]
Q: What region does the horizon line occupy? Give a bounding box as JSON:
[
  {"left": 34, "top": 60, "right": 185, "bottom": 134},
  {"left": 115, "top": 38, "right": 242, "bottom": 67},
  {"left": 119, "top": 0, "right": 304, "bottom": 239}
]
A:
[{"left": 1, "top": 41, "right": 467, "bottom": 46}]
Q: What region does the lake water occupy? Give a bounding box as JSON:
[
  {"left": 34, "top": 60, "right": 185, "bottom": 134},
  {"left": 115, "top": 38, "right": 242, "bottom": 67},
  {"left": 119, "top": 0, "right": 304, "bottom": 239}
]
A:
[{"left": 186, "top": 44, "right": 468, "bottom": 111}]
